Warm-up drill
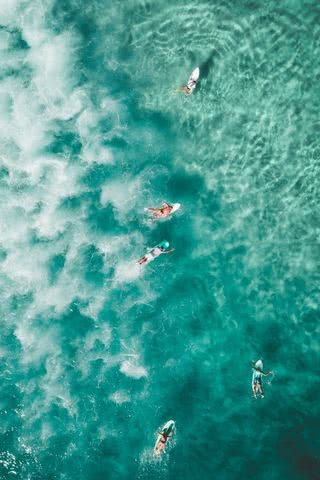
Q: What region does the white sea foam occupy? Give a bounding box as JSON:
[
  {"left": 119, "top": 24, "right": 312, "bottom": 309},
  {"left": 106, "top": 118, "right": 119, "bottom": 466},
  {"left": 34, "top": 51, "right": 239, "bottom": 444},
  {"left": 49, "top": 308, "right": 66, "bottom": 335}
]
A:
[
  {"left": 109, "top": 390, "right": 130, "bottom": 404},
  {"left": 101, "top": 177, "right": 142, "bottom": 210},
  {"left": 0, "top": 1, "right": 98, "bottom": 344},
  {"left": 0, "top": 2, "right": 162, "bottom": 467},
  {"left": 27, "top": 31, "right": 79, "bottom": 95},
  {"left": 0, "top": 0, "right": 20, "bottom": 26},
  {"left": 120, "top": 360, "right": 148, "bottom": 379},
  {"left": 81, "top": 141, "right": 113, "bottom": 164},
  {"left": 0, "top": 30, "right": 10, "bottom": 50},
  {"left": 115, "top": 261, "right": 142, "bottom": 282}
]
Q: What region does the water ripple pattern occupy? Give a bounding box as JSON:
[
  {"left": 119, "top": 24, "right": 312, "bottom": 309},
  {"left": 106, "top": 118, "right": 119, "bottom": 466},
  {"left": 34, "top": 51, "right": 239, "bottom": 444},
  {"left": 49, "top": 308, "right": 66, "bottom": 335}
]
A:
[{"left": 0, "top": 0, "right": 319, "bottom": 479}]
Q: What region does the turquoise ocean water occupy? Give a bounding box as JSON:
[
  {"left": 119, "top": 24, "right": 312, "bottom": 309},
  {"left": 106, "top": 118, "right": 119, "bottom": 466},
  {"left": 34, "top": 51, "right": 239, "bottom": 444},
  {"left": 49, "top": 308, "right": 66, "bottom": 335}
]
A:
[{"left": 0, "top": 0, "right": 319, "bottom": 478}]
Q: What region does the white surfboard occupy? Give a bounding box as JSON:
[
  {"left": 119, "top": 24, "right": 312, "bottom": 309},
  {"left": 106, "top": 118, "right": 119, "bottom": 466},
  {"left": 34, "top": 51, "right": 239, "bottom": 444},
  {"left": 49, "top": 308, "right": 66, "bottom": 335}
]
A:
[
  {"left": 254, "top": 359, "right": 263, "bottom": 371},
  {"left": 186, "top": 67, "right": 200, "bottom": 94},
  {"left": 170, "top": 203, "right": 181, "bottom": 213},
  {"left": 144, "top": 203, "right": 181, "bottom": 218},
  {"left": 154, "top": 420, "right": 175, "bottom": 455},
  {"left": 188, "top": 67, "right": 200, "bottom": 83}
]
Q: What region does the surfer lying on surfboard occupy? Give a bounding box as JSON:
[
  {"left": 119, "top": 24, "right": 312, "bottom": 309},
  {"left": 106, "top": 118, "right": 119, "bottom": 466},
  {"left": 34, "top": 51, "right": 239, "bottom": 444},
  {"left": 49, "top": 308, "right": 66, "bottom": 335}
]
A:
[
  {"left": 252, "top": 360, "right": 273, "bottom": 398},
  {"left": 178, "top": 67, "right": 200, "bottom": 96},
  {"left": 180, "top": 81, "right": 196, "bottom": 96},
  {"left": 154, "top": 432, "right": 172, "bottom": 454},
  {"left": 154, "top": 420, "right": 175, "bottom": 455},
  {"left": 145, "top": 202, "right": 180, "bottom": 219},
  {"left": 137, "top": 241, "right": 174, "bottom": 265}
]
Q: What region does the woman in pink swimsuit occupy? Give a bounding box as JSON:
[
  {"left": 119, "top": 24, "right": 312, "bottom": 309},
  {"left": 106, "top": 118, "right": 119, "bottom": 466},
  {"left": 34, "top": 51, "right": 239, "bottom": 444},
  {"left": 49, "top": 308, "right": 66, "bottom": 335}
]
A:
[{"left": 145, "top": 203, "right": 174, "bottom": 218}]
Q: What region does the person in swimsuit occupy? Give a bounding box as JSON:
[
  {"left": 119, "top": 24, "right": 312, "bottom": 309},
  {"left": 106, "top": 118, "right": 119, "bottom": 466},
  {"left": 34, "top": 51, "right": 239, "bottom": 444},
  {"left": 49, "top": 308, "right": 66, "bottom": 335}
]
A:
[
  {"left": 180, "top": 79, "right": 196, "bottom": 95},
  {"left": 146, "top": 203, "right": 174, "bottom": 218},
  {"left": 252, "top": 361, "right": 273, "bottom": 398},
  {"left": 177, "top": 77, "right": 197, "bottom": 96},
  {"left": 156, "top": 433, "right": 168, "bottom": 453},
  {"left": 138, "top": 242, "right": 174, "bottom": 265},
  {"left": 154, "top": 431, "right": 173, "bottom": 454}
]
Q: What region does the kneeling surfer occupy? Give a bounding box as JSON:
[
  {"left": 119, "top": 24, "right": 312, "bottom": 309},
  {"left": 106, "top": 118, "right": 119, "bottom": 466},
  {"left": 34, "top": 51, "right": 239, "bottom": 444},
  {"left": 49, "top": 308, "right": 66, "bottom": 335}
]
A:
[
  {"left": 138, "top": 241, "right": 174, "bottom": 265},
  {"left": 252, "top": 360, "right": 273, "bottom": 399}
]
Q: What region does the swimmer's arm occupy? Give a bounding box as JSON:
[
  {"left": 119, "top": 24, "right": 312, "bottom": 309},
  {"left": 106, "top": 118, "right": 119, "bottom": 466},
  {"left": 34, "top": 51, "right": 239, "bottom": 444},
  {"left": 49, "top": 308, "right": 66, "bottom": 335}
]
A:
[
  {"left": 176, "top": 86, "right": 187, "bottom": 93},
  {"left": 252, "top": 364, "right": 271, "bottom": 375},
  {"left": 162, "top": 248, "right": 175, "bottom": 254}
]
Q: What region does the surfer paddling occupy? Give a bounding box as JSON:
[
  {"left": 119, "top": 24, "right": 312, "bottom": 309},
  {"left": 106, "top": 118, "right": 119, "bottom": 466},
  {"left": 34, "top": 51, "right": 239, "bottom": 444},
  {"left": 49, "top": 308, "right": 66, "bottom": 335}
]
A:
[
  {"left": 137, "top": 241, "right": 174, "bottom": 266},
  {"left": 154, "top": 420, "right": 175, "bottom": 455},
  {"left": 178, "top": 67, "right": 200, "bottom": 96},
  {"left": 145, "top": 202, "right": 180, "bottom": 219},
  {"left": 179, "top": 81, "right": 196, "bottom": 96},
  {"left": 252, "top": 360, "right": 273, "bottom": 398},
  {"left": 154, "top": 432, "right": 170, "bottom": 454}
]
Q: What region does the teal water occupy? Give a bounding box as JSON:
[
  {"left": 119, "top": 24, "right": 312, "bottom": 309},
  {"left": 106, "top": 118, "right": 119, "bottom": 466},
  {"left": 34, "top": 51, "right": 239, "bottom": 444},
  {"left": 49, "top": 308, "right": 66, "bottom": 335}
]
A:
[{"left": 0, "top": 0, "right": 319, "bottom": 478}]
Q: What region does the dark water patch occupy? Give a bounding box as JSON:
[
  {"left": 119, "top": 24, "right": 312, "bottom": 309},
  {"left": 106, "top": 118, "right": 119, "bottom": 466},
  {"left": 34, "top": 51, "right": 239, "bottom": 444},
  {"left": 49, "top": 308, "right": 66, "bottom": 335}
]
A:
[
  {"left": 47, "top": 252, "right": 66, "bottom": 284},
  {"left": 10, "top": 291, "right": 33, "bottom": 313},
  {"left": 50, "top": 130, "right": 82, "bottom": 156},
  {"left": 60, "top": 194, "right": 82, "bottom": 210},
  {"left": 81, "top": 164, "right": 116, "bottom": 189},
  {"left": 86, "top": 202, "right": 125, "bottom": 235},
  {"left": 60, "top": 304, "right": 94, "bottom": 340},
  {"left": 78, "top": 244, "right": 105, "bottom": 286},
  {"left": 167, "top": 168, "right": 205, "bottom": 198},
  {"left": 0, "top": 245, "right": 8, "bottom": 262},
  {"left": 0, "top": 165, "right": 10, "bottom": 181},
  {"left": 279, "top": 423, "right": 320, "bottom": 480}
]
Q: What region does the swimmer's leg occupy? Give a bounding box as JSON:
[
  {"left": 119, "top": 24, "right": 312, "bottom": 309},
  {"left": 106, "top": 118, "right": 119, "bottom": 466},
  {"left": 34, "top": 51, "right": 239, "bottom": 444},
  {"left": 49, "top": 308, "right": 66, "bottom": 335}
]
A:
[
  {"left": 138, "top": 256, "right": 147, "bottom": 265},
  {"left": 252, "top": 383, "right": 257, "bottom": 398},
  {"left": 258, "top": 383, "right": 264, "bottom": 398}
]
